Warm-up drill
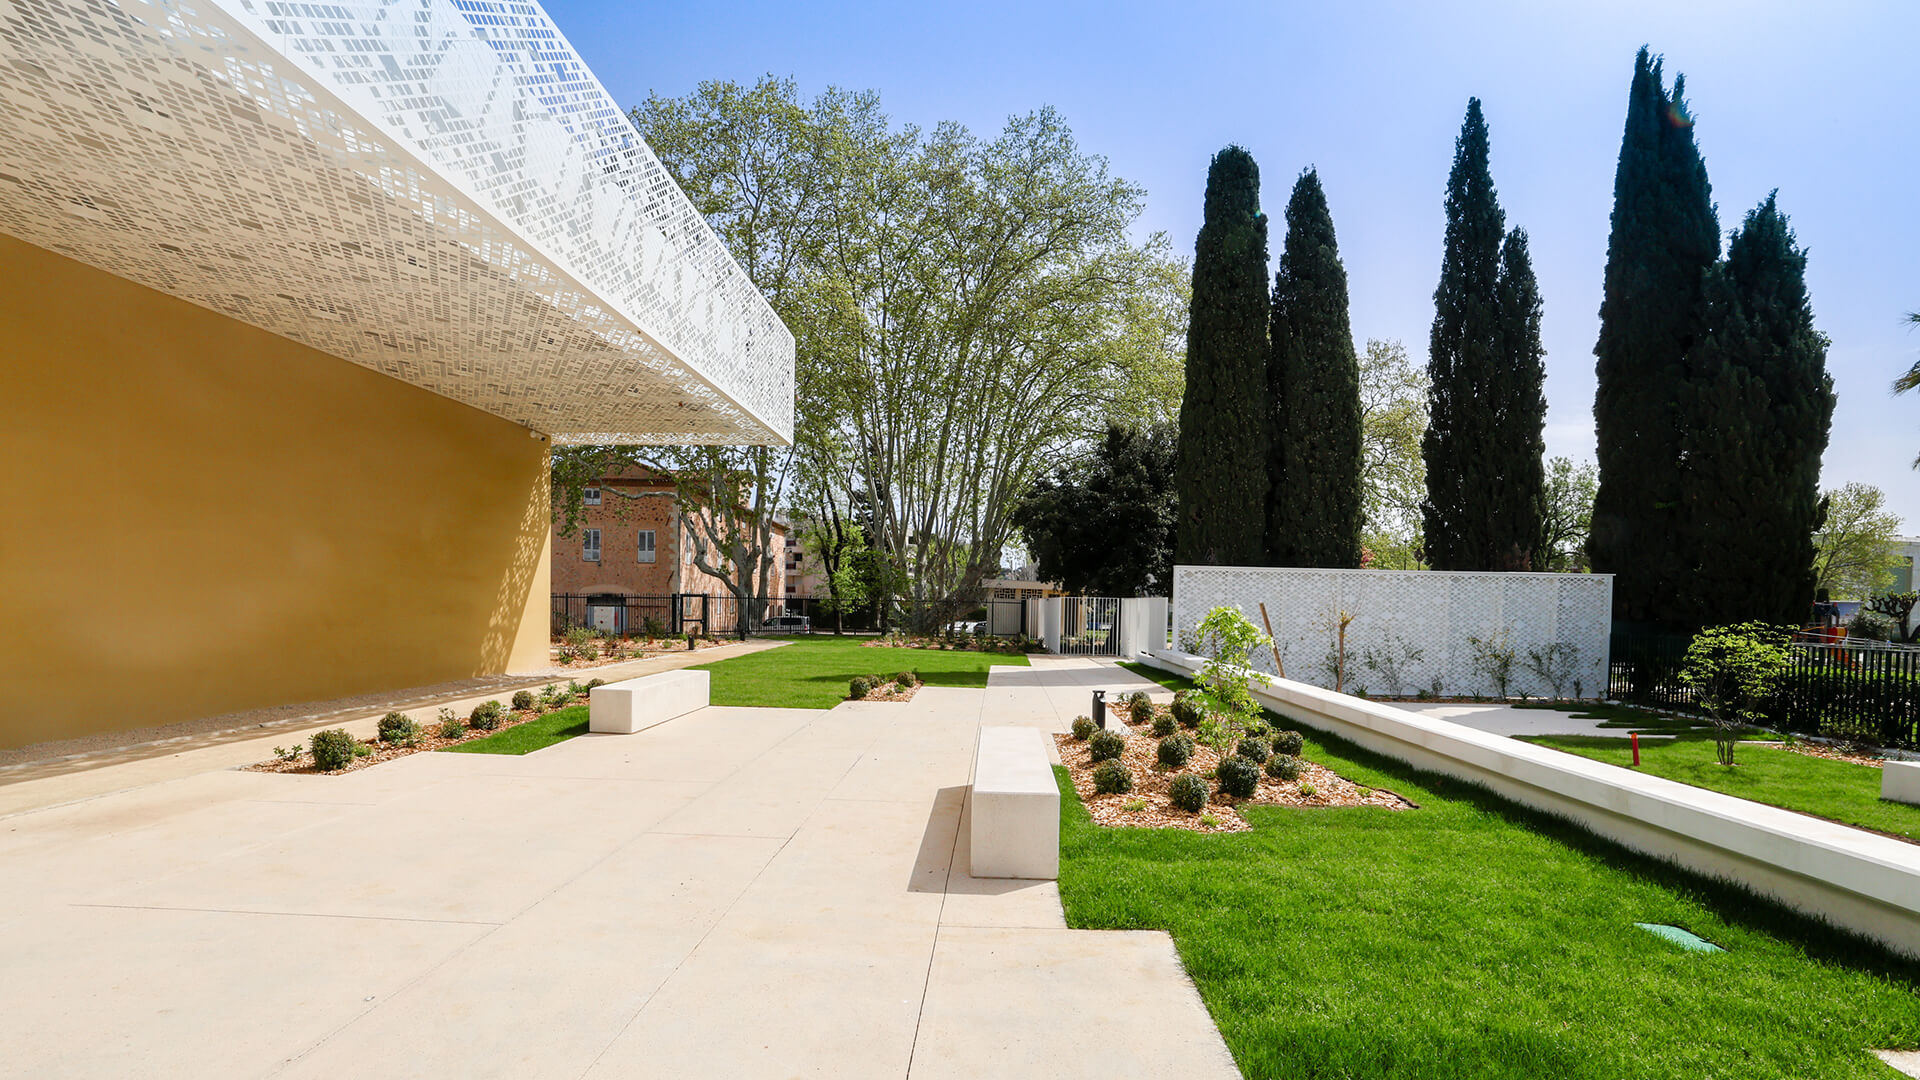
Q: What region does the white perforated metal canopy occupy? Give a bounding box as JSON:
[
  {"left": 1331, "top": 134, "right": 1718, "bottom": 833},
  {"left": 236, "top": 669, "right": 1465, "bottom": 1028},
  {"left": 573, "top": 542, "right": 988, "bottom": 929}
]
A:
[{"left": 0, "top": 0, "right": 794, "bottom": 445}]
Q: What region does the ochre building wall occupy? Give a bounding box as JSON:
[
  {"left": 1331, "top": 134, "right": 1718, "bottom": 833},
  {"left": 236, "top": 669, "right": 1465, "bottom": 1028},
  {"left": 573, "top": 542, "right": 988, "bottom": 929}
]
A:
[{"left": 0, "top": 235, "right": 552, "bottom": 750}]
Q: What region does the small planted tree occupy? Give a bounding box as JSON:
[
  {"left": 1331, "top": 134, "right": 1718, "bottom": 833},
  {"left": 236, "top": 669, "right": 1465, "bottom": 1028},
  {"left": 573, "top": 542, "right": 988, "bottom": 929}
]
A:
[
  {"left": 1192, "top": 605, "right": 1273, "bottom": 725},
  {"left": 1466, "top": 627, "right": 1517, "bottom": 698},
  {"left": 1679, "top": 622, "right": 1791, "bottom": 766},
  {"left": 1521, "top": 643, "right": 1581, "bottom": 700}
]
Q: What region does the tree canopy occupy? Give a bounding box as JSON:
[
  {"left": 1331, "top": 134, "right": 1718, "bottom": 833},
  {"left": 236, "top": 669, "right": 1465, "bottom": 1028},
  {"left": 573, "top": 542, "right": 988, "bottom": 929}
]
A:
[
  {"left": 1357, "top": 339, "right": 1429, "bottom": 569},
  {"left": 1013, "top": 422, "right": 1178, "bottom": 596},
  {"left": 1813, "top": 482, "right": 1904, "bottom": 601}
]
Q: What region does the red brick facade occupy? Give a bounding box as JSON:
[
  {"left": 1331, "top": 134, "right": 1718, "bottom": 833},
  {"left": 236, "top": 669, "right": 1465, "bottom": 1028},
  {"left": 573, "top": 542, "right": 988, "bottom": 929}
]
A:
[{"left": 550, "top": 470, "right": 786, "bottom": 601}]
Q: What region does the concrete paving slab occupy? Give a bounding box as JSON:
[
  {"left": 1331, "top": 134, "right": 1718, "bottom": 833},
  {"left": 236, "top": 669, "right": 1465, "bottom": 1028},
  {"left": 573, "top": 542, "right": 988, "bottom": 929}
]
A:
[
  {"left": 910, "top": 926, "right": 1240, "bottom": 1080},
  {"left": 278, "top": 832, "right": 786, "bottom": 1080},
  {"left": 938, "top": 794, "right": 1068, "bottom": 930},
  {"left": 0, "top": 904, "right": 487, "bottom": 1080},
  {"left": 1394, "top": 701, "right": 1633, "bottom": 737}
]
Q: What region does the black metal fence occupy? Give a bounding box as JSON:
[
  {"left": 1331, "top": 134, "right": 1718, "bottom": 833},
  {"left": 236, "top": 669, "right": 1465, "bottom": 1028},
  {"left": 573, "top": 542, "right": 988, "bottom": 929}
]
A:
[{"left": 1609, "top": 629, "right": 1920, "bottom": 748}]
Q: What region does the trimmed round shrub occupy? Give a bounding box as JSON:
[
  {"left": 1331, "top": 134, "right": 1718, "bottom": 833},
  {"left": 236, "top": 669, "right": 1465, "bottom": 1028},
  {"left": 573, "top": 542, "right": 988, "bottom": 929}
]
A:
[
  {"left": 1216, "top": 757, "right": 1260, "bottom": 799},
  {"left": 896, "top": 671, "right": 919, "bottom": 687},
  {"left": 1169, "top": 773, "right": 1210, "bottom": 813},
  {"left": 1156, "top": 734, "right": 1194, "bottom": 768},
  {"left": 310, "top": 728, "right": 356, "bottom": 771},
  {"left": 1128, "top": 691, "right": 1153, "bottom": 720},
  {"left": 511, "top": 690, "right": 536, "bottom": 711},
  {"left": 1235, "top": 737, "right": 1271, "bottom": 764},
  {"left": 377, "top": 712, "right": 418, "bottom": 744},
  {"left": 439, "top": 715, "right": 467, "bottom": 740},
  {"left": 1088, "top": 728, "right": 1126, "bottom": 763},
  {"left": 1170, "top": 696, "right": 1207, "bottom": 730},
  {"left": 1265, "top": 754, "right": 1303, "bottom": 781},
  {"left": 585, "top": 678, "right": 606, "bottom": 691},
  {"left": 1092, "top": 760, "right": 1134, "bottom": 795},
  {"left": 849, "top": 676, "right": 875, "bottom": 699},
  {"left": 1071, "top": 715, "right": 1095, "bottom": 741},
  {"left": 1241, "top": 717, "right": 1271, "bottom": 739},
  {"left": 1150, "top": 712, "right": 1177, "bottom": 738},
  {"left": 1272, "top": 729, "right": 1304, "bottom": 757},
  {"left": 469, "top": 700, "right": 505, "bottom": 731}
]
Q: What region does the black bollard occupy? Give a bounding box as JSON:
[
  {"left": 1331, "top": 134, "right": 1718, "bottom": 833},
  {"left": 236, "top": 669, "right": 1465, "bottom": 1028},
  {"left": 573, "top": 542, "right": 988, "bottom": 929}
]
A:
[{"left": 1092, "top": 689, "right": 1107, "bottom": 729}]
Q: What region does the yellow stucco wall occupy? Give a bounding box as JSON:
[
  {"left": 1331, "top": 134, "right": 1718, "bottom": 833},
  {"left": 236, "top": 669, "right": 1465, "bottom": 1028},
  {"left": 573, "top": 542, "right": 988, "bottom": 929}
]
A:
[{"left": 0, "top": 235, "right": 552, "bottom": 750}]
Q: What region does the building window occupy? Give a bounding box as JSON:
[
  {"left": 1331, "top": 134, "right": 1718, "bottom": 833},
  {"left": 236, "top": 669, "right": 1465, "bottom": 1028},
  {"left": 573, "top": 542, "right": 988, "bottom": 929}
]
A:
[
  {"left": 636, "top": 529, "right": 656, "bottom": 563},
  {"left": 786, "top": 584, "right": 797, "bottom": 594},
  {"left": 582, "top": 528, "right": 601, "bottom": 562},
  {"left": 584, "top": 487, "right": 601, "bottom": 505}
]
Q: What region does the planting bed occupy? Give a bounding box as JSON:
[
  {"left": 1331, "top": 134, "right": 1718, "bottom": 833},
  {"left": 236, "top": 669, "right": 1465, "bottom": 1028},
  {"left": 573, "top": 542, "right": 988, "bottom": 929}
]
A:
[{"left": 1055, "top": 717, "right": 1412, "bottom": 834}]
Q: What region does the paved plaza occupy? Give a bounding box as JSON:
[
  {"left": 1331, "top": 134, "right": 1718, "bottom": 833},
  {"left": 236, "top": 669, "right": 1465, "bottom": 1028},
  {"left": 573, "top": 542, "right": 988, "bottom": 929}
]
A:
[{"left": 0, "top": 656, "right": 1236, "bottom": 1079}]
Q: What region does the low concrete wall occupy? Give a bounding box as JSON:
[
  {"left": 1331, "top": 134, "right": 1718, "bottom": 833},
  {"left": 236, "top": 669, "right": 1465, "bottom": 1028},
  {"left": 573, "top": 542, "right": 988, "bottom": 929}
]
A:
[{"left": 1143, "top": 648, "right": 1920, "bottom": 958}]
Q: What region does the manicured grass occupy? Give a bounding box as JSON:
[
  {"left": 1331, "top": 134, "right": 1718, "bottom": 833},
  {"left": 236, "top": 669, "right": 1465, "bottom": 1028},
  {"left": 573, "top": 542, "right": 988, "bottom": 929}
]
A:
[
  {"left": 441, "top": 705, "right": 588, "bottom": 755},
  {"left": 690, "top": 635, "right": 1029, "bottom": 709},
  {"left": 1119, "top": 660, "right": 1194, "bottom": 692},
  {"left": 1054, "top": 728, "right": 1920, "bottom": 1079},
  {"left": 1526, "top": 733, "right": 1920, "bottom": 842}
]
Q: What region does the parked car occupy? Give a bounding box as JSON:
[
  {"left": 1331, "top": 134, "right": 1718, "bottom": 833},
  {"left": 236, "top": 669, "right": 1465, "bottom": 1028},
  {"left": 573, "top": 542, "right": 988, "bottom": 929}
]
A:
[
  {"left": 946, "top": 620, "right": 986, "bottom": 635},
  {"left": 763, "top": 614, "right": 811, "bottom": 633}
]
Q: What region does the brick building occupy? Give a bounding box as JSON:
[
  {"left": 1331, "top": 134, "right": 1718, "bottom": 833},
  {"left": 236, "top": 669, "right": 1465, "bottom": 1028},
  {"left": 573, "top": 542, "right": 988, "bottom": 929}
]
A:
[{"left": 552, "top": 469, "right": 788, "bottom": 634}]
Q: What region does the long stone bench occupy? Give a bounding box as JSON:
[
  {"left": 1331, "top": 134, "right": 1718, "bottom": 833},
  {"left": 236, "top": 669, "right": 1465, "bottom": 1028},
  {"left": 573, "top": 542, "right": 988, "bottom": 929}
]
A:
[
  {"left": 588, "top": 669, "right": 710, "bottom": 735},
  {"left": 970, "top": 726, "right": 1059, "bottom": 880}
]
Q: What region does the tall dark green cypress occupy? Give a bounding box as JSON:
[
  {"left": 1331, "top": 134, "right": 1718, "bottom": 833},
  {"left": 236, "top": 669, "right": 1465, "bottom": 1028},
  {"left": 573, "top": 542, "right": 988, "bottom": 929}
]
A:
[
  {"left": 1590, "top": 49, "right": 1720, "bottom": 623},
  {"left": 1494, "top": 228, "right": 1549, "bottom": 570},
  {"left": 1674, "top": 195, "right": 1834, "bottom": 625},
  {"left": 1267, "top": 169, "right": 1363, "bottom": 567},
  {"left": 1421, "top": 98, "right": 1517, "bottom": 569},
  {"left": 1175, "top": 147, "right": 1270, "bottom": 566}
]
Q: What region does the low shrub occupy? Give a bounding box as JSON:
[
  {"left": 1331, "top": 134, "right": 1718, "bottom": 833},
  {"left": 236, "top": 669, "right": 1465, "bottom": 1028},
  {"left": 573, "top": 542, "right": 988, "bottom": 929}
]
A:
[
  {"left": 1265, "top": 754, "right": 1302, "bottom": 781},
  {"left": 1169, "top": 773, "right": 1210, "bottom": 813},
  {"left": 1128, "top": 691, "right": 1153, "bottom": 721},
  {"left": 469, "top": 700, "right": 505, "bottom": 731},
  {"left": 895, "top": 671, "right": 919, "bottom": 687},
  {"left": 1235, "top": 736, "right": 1271, "bottom": 764},
  {"left": 511, "top": 690, "right": 536, "bottom": 711},
  {"left": 539, "top": 683, "right": 562, "bottom": 704},
  {"left": 1151, "top": 713, "right": 1177, "bottom": 738},
  {"left": 310, "top": 728, "right": 356, "bottom": 771},
  {"left": 1195, "top": 717, "right": 1231, "bottom": 752},
  {"left": 849, "top": 676, "right": 874, "bottom": 699},
  {"left": 1242, "top": 717, "right": 1271, "bottom": 739},
  {"left": 1088, "top": 728, "right": 1126, "bottom": 763},
  {"left": 440, "top": 715, "right": 467, "bottom": 740},
  {"left": 1071, "top": 715, "right": 1095, "bottom": 740},
  {"left": 1216, "top": 757, "right": 1260, "bottom": 799},
  {"left": 548, "top": 688, "right": 574, "bottom": 707},
  {"left": 376, "top": 712, "right": 420, "bottom": 745},
  {"left": 1299, "top": 782, "right": 1319, "bottom": 798},
  {"left": 584, "top": 678, "right": 605, "bottom": 691},
  {"left": 1092, "top": 760, "right": 1134, "bottom": 795},
  {"left": 1156, "top": 734, "right": 1194, "bottom": 767},
  {"left": 1170, "top": 695, "right": 1207, "bottom": 730},
  {"left": 1272, "top": 729, "right": 1304, "bottom": 757}
]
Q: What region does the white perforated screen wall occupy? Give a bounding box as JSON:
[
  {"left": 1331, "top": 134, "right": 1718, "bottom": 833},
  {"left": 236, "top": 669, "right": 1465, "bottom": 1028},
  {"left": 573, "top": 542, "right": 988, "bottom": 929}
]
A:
[
  {"left": 0, "top": 0, "right": 792, "bottom": 444},
  {"left": 1173, "top": 566, "right": 1613, "bottom": 699}
]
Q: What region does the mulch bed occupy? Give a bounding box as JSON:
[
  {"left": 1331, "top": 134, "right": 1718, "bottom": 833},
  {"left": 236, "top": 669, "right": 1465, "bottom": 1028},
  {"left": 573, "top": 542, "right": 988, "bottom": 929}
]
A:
[
  {"left": 1056, "top": 710, "right": 1414, "bottom": 835},
  {"left": 1751, "top": 740, "right": 1886, "bottom": 769},
  {"left": 861, "top": 636, "right": 1032, "bottom": 655},
  {"left": 552, "top": 637, "right": 723, "bottom": 668},
  {"left": 246, "top": 700, "right": 581, "bottom": 776}
]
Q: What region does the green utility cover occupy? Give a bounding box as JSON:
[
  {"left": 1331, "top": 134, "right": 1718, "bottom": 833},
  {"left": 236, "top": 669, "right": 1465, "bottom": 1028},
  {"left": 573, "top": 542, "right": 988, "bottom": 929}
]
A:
[{"left": 1635, "top": 922, "right": 1724, "bottom": 953}]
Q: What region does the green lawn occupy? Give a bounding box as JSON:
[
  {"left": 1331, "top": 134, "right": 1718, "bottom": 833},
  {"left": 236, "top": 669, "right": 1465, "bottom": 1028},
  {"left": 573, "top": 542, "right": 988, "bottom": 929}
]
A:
[
  {"left": 1054, "top": 729, "right": 1920, "bottom": 1079},
  {"left": 690, "top": 635, "right": 1029, "bottom": 709},
  {"left": 440, "top": 705, "right": 588, "bottom": 755},
  {"left": 1526, "top": 733, "right": 1920, "bottom": 842},
  {"left": 1119, "top": 659, "right": 1192, "bottom": 692}
]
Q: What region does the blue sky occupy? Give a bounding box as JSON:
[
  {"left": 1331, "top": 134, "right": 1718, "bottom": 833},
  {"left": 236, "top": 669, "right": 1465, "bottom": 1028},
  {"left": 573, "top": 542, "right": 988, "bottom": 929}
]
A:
[{"left": 545, "top": 0, "right": 1920, "bottom": 528}]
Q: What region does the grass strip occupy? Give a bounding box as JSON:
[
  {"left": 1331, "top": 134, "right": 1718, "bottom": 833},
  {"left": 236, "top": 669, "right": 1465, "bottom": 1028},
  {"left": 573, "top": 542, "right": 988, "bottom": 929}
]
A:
[
  {"left": 690, "top": 635, "right": 1028, "bottom": 709},
  {"left": 441, "top": 705, "right": 588, "bottom": 755}
]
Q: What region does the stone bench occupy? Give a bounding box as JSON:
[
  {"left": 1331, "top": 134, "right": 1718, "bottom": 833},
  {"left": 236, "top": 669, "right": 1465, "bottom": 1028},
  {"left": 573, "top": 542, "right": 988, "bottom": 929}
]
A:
[
  {"left": 588, "top": 669, "right": 709, "bottom": 735},
  {"left": 969, "top": 726, "right": 1059, "bottom": 880},
  {"left": 1885, "top": 761, "right": 1920, "bottom": 807}
]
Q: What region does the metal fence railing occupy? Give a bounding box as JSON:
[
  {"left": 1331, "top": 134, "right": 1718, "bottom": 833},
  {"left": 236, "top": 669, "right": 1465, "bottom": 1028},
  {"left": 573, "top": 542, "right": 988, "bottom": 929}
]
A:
[
  {"left": 1609, "top": 630, "right": 1920, "bottom": 749},
  {"left": 552, "top": 593, "right": 1032, "bottom": 639}
]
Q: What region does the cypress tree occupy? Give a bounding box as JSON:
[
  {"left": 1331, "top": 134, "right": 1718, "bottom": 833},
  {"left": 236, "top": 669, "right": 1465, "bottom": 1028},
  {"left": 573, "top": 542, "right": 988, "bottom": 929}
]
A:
[
  {"left": 1493, "top": 228, "right": 1549, "bottom": 570},
  {"left": 1590, "top": 49, "right": 1720, "bottom": 623},
  {"left": 1674, "top": 195, "right": 1834, "bottom": 625},
  {"left": 1267, "top": 169, "right": 1363, "bottom": 567},
  {"left": 1421, "top": 98, "right": 1509, "bottom": 570},
  {"left": 1175, "top": 147, "right": 1270, "bottom": 566}
]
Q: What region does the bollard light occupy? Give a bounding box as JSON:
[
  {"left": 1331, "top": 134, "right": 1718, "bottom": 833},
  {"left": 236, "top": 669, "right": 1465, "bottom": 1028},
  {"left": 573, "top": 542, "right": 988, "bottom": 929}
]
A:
[{"left": 1092, "top": 689, "right": 1107, "bottom": 729}]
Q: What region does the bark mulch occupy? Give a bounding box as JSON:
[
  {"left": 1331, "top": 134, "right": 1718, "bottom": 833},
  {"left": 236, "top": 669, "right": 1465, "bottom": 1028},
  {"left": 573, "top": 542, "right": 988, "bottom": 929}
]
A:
[
  {"left": 1751, "top": 740, "right": 1887, "bottom": 769},
  {"left": 1055, "top": 717, "right": 1414, "bottom": 835}
]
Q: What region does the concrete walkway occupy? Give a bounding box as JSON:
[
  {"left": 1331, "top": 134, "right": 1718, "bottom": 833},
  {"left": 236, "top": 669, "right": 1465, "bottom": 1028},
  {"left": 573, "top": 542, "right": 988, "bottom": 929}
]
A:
[
  {"left": 0, "top": 639, "right": 784, "bottom": 818},
  {"left": 1392, "top": 701, "right": 1644, "bottom": 737},
  {"left": 0, "top": 657, "right": 1236, "bottom": 1079}
]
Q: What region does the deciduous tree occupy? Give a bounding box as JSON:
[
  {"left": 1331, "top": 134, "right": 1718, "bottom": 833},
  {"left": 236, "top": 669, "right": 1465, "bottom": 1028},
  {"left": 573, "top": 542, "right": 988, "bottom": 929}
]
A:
[
  {"left": 1358, "top": 339, "right": 1428, "bottom": 569},
  {"left": 1812, "top": 482, "right": 1903, "bottom": 600}
]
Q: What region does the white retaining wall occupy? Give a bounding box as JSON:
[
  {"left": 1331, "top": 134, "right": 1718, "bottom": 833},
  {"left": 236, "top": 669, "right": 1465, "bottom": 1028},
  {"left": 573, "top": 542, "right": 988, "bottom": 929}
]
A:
[
  {"left": 1143, "top": 647, "right": 1920, "bottom": 958},
  {"left": 1173, "top": 565, "right": 1612, "bottom": 698}
]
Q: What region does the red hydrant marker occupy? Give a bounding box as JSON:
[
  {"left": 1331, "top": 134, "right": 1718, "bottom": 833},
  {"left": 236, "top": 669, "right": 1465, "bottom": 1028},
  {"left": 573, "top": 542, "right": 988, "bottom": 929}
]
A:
[{"left": 1631, "top": 732, "right": 1641, "bottom": 767}]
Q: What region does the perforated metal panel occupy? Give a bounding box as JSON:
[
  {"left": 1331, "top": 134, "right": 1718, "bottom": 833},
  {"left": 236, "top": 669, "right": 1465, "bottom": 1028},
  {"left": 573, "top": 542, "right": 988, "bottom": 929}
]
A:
[
  {"left": 0, "top": 0, "right": 792, "bottom": 445},
  {"left": 1173, "top": 565, "right": 1613, "bottom": 698}
]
